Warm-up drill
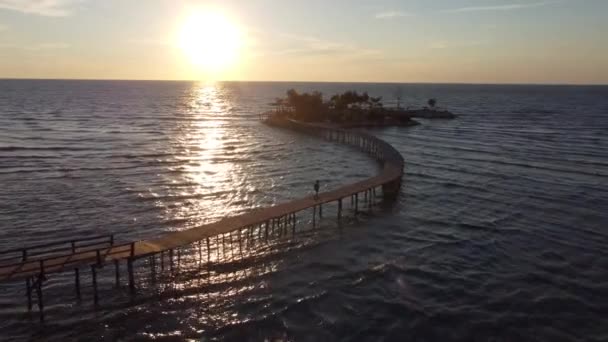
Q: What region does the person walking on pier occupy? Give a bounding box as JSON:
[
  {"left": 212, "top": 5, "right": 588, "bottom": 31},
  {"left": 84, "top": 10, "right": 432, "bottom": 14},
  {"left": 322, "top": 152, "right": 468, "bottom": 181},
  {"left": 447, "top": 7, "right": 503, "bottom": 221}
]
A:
[{"left": 314, "top": 180, "right": 320, "bottom": 200}]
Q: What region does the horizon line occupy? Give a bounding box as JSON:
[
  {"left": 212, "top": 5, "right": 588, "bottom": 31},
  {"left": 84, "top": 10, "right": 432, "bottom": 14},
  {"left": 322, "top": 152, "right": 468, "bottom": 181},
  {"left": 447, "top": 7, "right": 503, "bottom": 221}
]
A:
[{"left": 0, "top": 77, "right": 606, "bottom": 87}]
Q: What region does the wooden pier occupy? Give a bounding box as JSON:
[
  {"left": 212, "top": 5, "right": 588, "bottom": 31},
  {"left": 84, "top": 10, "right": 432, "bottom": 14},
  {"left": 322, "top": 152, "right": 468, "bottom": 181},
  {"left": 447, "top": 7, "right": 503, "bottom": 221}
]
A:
[{"left": 0, "top": 118, "right": 404, "bottom": 321}]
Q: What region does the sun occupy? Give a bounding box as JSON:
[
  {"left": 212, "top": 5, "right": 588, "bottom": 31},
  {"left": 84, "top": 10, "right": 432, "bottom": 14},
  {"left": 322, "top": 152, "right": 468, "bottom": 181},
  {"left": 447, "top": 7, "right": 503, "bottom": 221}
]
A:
[{"left": 179, "top": 11, "right": 241, "bottom": 73}]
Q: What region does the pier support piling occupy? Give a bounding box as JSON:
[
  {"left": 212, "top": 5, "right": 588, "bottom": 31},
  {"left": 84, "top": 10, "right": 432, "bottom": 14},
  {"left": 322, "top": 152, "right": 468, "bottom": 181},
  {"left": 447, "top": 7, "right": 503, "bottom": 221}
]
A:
[
  {"left": 91, "top": 265, "right": 98, "bottom": 306},
  {"left": 36, "top": 277, "right": 44, "bottom": 322},
  {"left": 160, "top": 251, "right": 164, "bottom": 272},
  {"left": 127, "top": 258, "right": 135, "bottom": 295},
  {"left": 150, "top": 255, "right": 156, "bottom": 283},
  {"left": 75, "top": 268, "right": 81, "bottom": 300},
  {"left": 26, "top": 278, "right": 32, "bottom": 311},
  {"left": 238, "top": 229, "right": 243, "bottom": 256},
  {"left": 114, "top": 260, "right": 120, "bottom": 287}
]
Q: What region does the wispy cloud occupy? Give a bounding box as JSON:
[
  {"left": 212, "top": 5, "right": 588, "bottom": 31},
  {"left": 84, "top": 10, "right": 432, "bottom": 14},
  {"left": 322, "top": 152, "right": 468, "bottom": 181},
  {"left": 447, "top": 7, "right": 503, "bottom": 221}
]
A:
[
  {"left": 0, "top": 0, "right": 83, "bottom": 16},
  {"left": 0, "top": 42, "right": 70, "bottom": 50},
  {"left": 26, "top": 42, "right": 70, "bottom": 50},
  {"left": 429, "top": 40, "right": 486, "bottom": 49},
  {"left": 273, "top": 33, "right": 382, "bottom": 59},
  {"left": 445, "top": 1, "right": 553, "bottom": 13},
  {"left": 128, "top": 38, "right": 170, "bottom": 46},
  {"left": 250, "top": 31, "right": 383, "bottom": 61},
  {"left": 375, "top": 10, "right": 413, "bottom": 19}
]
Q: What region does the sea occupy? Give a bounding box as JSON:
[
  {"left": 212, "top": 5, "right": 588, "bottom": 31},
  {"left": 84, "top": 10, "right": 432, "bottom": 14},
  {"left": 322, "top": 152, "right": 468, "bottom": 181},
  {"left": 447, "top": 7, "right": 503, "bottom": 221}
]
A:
[{"left": 0, "top": 80, "right": 607, "bottom": 342}]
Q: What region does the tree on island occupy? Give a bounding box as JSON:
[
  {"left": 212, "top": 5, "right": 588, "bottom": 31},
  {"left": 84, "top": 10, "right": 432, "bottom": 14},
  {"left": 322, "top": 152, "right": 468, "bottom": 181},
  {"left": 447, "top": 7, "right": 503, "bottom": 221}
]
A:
[
  {"left": 283, "top": 89, "right": 325, "bottom": 121},
  {"left": 271, "top": 89, "right": 411, "bottom": 124},
  {"left": 428, "top": 98, "right": 437, "bottom": 109},
  {"left": 329, "top": 90, "right": 371, "bottom": 110},
  {"left": 393, "top": 87, "right": 403, "bottom": 109}
]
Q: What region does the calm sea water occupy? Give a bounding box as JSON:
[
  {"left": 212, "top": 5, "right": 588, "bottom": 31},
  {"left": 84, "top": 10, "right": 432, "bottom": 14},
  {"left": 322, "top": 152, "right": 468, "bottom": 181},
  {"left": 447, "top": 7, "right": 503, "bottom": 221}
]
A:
[{"left": 0, "top": 80, "right": 607, "bottom": 341}]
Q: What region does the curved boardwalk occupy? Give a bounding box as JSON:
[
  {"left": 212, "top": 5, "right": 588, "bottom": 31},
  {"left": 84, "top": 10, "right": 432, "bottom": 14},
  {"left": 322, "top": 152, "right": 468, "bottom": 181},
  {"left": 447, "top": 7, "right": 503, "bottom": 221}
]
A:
[{"left": 0, "top": 118, "right": 404, "bottom": 320}]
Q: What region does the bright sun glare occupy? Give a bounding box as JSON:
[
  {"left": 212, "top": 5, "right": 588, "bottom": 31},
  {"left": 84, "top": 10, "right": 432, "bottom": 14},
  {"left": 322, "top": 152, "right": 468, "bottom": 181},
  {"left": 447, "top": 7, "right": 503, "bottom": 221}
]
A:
[{"left": 179, "top": 11, "right": 241, "bottom": 73}]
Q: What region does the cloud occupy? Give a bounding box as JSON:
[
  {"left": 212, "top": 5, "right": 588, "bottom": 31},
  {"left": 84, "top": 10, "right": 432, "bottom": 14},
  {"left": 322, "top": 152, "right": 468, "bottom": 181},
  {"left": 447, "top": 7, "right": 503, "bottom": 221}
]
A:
[
  {"left": 0, "top": 42, "right": 70, "bottom": 50},
  {"left": 375, "top": 11, "right": 413, "bottom": 19},
  {"left": 429, "top": 41, "right": 486, "bottom": 49},
  {"left": 25, "top": 42, "right": 70, "bottom": 50},
  {"left": 128, "top": 38, "right": 170, "bottom": 46},
  {"left": 270, "top": 33, "right": 383, "bottom": 59},
  {"left": 445, "top": 1, "right": 553, "bottom": 13},
  {"left": 0, "top": 0, "right": 83, "bottom": 16}
]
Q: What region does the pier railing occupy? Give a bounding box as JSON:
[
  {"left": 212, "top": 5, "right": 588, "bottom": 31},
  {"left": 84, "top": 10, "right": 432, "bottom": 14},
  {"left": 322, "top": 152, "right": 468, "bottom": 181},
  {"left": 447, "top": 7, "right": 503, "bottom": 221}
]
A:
[
  {"left": 0, "top": 117, "right": 405, "bottom": 321},
  {"left": 0, "top": 240, "right": 134, "bottom": 281},
  {"left": 0, "top": 234, "right": 116, "bottom": 265}
]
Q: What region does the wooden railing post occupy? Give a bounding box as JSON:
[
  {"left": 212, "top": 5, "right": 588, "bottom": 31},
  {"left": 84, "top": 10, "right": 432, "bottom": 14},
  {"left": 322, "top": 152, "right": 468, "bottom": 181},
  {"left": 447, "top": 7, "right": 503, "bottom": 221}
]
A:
[
  {"left": 128, "top": 242, "right": 135, "bottom": 295},
  {"left": 96, "top": 249, "right": 102, "bottom": 266},
  {"left": 37, "top": 260, "right": 45, "bottom": 322},
  {"left": 39, "top": 260, "right": 45, "bottom": 279}
]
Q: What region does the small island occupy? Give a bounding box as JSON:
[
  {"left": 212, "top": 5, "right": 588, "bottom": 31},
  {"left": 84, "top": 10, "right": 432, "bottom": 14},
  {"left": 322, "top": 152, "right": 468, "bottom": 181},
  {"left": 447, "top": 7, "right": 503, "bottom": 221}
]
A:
[{"left": 263, "top": 89, "right": 456, "bottom": 128}]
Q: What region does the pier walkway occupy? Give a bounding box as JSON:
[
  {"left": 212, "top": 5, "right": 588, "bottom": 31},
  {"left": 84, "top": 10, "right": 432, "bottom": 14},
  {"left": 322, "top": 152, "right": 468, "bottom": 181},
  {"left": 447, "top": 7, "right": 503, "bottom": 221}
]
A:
[{"left": 0, "top": 118, "right": 404, "bottom": 320}]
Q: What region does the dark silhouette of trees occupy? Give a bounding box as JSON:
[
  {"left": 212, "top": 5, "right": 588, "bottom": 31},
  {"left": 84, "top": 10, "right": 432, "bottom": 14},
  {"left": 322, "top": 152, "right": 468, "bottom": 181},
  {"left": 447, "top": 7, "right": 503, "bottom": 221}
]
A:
[
  {"left": 329, "top": 91, "right": 371, "bottom": 110},
  {"left": 283, "top": 89, "right": 325, "bottom": 121},
  {"left": 272, "top": 89, "right": 412, "bottom": 124},
  {"left": 428, "top": 98, "right": 437, "bottom": 109}
]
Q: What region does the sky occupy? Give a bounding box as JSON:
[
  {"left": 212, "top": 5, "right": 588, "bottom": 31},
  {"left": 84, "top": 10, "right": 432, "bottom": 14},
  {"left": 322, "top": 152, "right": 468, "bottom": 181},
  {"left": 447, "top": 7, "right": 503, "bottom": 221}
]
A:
[{"left": 0, "top": 0, "right": 607, "bottom": 84}]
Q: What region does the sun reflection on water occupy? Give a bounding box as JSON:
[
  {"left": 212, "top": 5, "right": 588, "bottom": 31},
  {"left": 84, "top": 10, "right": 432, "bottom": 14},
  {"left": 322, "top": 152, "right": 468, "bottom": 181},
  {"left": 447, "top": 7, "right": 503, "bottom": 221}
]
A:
[
  {"left": 137, "top": 82, "right": 336, "bottom": 336},
  {"left": 160, "top": 82, "right": 249, "bottom": 231}
]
